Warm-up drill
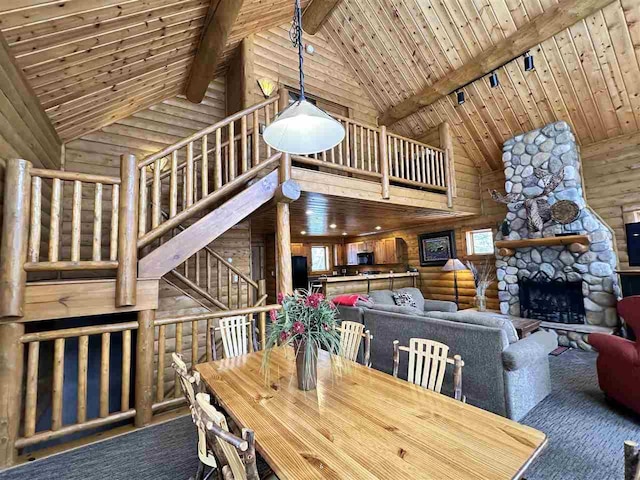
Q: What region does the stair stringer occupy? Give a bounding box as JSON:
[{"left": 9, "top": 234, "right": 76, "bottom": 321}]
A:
[{"left": 138, "top": 170, "right": 278, "bottom": 279}]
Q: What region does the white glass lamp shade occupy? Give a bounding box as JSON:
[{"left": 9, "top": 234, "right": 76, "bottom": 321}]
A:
[
  {"left": 442, "top": 258, "right": 467, "bottom": 272},
  {"left": 263, "top": 99, "right": 345, "bottom": 155}
]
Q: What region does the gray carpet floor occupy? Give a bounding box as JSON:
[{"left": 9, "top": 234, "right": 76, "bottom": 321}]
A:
[{"left": 1, "top": 349, "right": 637, "bottom": 479}]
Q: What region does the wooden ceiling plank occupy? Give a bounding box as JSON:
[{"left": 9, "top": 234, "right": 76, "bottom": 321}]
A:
[
  {"left": 379, "top": 0, "right": 617, "bottom": 126},
  {"left": 33, "top": 34, "right": 200, "bottom": 94},
  {"left": 59, "top": 82, "right": 186, "bottom": 141},
  {"left": 39, "top": 45, "right": 197, "bottom": 109},
  {"left": 302, "top": 0, "right": 342, "bottom": 35},
  {"left": 585, "top": 8, "right": 637, "bottom": 134},
  {"left": 49, "top": 66, "right": 189, "bottom": 126},
  {"left": 15, "top": 3, "right": 207, "bottom": 67},
  {"left": 322, "top": 18, "right": 388, "bottom": 114},
  {"left": 3, "top": 0, "right": 191, "bottom": 45},
  {"left": 21, "top": 17, "right": 204, "bottom": 80},
  {"left": 185, "top": 0, "right": 241, "bottom": 103}
]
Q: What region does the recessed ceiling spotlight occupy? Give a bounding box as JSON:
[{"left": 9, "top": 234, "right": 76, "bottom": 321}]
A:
[
  {"left": 305, "top": 209, "right": 313, "bottom": 215},
  {"left": 375, "top": 226, "right": 382, "bottom": 230},
  {"left": 329, "top": 223, "right": 337, "bottom": 229},
  {"left": 300, "top": 230, "right": 306, "bottom": 235},
  {"left": 342, "top": 232, "right": 348, "bottom": 236}
]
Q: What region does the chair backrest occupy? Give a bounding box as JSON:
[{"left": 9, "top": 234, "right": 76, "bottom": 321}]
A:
[
  {"left": 212, "top": 315, "right": 255, "bottom": 360},
  {"left": 393, "top": 338, "right": 464, "bottom": 401},
  {"left": 337, "top": 321, "right": 373, "bottom": 365},
  {"left": 171, "top": 352, "right": 200, "bottom": 405},
  {"left": 338, "top": 321, "right": 364, "bottom": 361},
  {"left": 618, "top": 296, "right": 640, "bottom": 336},
  {"left": 194, "top": 393, "right": 259, "bottom": 480}
]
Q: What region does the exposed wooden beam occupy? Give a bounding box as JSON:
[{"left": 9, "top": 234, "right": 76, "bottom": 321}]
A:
[
  {"left": 302, "top": 0, "right": 343, "bottom": 35},
  {"left": 185, "top": 0, "right": 242, "bottom": 103},
  {"left": 379, "top": 0, "right": 616, "bottom": 126}
]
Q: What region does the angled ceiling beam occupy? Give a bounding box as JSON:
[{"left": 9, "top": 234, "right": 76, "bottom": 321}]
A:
[
  {"left": 185, "top": 0, "right": 242, "bottom": 103},
  {"left": 302, "top": 0, "right": 343, "bottom": 35},
  {"left": 379, "top": 0, "right": 616, "bottom": 126}
]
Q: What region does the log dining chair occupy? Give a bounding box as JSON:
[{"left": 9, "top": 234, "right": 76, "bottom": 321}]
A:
[
  {"left": 337, "top": 321, "right": 373, "bottom": 366},
  {"left": 210, "top": 315, "right": 259, "bottom": 360},
  {"left": 171, "top": 353, "right": 218, "bottom": 480},
  {"left": 193, "top": 393, "right": 278, "bottom": 480},
  {"left": 392, "top": 338, "right": 465, "bottom": 402}
]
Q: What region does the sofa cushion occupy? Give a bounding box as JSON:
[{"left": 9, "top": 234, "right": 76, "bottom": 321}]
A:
[
  {"left": 426, "top": 310, "right": 519, "bottom": 344},
  {"left": 393, "top": 292, "right": 417, "bottom": 308},
  {"left": 369, "top": 303, "right": 422, "bottom": 316},
  {"left": 423, "top": 299, "right": 458, "bottom": 313},
  {"left": 368, "top": 289, "right": 395, "bottom": 306},
  {"left": 394, "top": 287, "right": 425, "bottom": 311}
]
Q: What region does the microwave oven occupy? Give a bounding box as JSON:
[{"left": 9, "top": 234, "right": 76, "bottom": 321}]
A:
[{"left": 357, "top": 252, "right": 374, "bottom": 265}]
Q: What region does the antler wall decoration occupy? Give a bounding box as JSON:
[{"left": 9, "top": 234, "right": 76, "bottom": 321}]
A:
[{"left": 490, "top": 168, "right": 565, "bottom": 232}]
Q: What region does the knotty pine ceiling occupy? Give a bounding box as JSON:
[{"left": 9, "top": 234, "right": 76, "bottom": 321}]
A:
[
  {"left": 0, "top": 0, "right": 310, "bottom": 141},
  {"left": 324, "top": 0, "right": 640, "bottom": 172}
]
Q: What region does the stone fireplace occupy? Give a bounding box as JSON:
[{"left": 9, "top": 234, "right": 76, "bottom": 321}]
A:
[{"left": 495, "top": 121, "right": 620, "bottom": 349}]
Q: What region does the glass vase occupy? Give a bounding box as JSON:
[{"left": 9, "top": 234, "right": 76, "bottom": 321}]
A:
[
  {"left": 294, "top": 339, "right": 318, "bottom": 391},
  {"left": 475, "top": 294, "right": 487, "bottom": 312}
]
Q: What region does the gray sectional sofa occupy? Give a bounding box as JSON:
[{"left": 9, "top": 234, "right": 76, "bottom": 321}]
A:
[{"left": 337, "top": 287, "right": 557, "bottom": 421}]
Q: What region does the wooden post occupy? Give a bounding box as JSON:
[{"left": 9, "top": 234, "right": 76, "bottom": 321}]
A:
[
  {"left": 378, "top": 126, "right": 390, "bottom": 200},
  {"left": 258, "top": 279, "right": 267, "bottom": 349},
  {"left": 0, "top": 159, "right": 31, "bottom": 318},
  {"left": 0, "top": 323, "right": 25, "bottom": 467},
  {"left": 135, "top": 309, "right": 155, "bottom": 427},
  {"left": 116, "top": 154, "right": 139, "bottom": 307},
  {"left": 276, "top": 153, "right": 293, "bottom": 296},
  {"left": 278, "top": 87, "right": 289, "bottom": 114},
  {"left": 625, "top": 441, "right": 639, "bottom": 480},
  {"left": 439, "top": 121, "right": 455, "bottom": 206}
]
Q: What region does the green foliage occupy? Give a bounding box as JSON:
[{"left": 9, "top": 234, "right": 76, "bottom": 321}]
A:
[{"left": 262, "top": 290, "right": 341, "bottom": 376}]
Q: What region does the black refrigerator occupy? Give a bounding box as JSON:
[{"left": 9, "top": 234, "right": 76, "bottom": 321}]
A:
[{"left": 292, "top": 256, "right": 308, "bottom": 290}]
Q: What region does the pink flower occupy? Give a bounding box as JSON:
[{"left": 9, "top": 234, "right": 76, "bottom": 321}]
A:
[
  {"left": 328, "top": 301, "right": 337, "bottom": 310},
  {"left": 305, "top": 293, "right": 325, "bottom": 308},
  {"left": 322, "top": 323, "right": 330, "bottom": 332},
  {"left": 277, "top": 292, "right": 285, "bottom": 304},
  {"left": 279, "top": 331, "right": 290, "bottom": 341},
  {"left": 269, "top": 309, "right": 278, "bottom": 323},
  {"left": 292, "top": 321, "right": 306, "bottom": 334}
]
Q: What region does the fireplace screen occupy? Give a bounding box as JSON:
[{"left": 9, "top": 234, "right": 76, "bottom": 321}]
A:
[{"left": 519, "top": 271, "right": 585, "bottom": 324}]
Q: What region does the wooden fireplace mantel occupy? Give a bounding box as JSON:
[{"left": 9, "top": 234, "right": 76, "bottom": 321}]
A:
[{"left": 495, "top": 234, "right": 590, "bottom": 256}]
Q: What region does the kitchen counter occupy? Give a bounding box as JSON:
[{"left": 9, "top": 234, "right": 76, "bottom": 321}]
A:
[
  {"left": 318, "top": 271, "right": 419, "bottom": 296},
  {"left": 319, "top": 272, "right": 419, "bottom": 283}
]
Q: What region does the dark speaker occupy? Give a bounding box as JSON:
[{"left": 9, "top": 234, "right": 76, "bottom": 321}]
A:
[{"left": 626, "top": 222, "right": 640, "bottom": 266}]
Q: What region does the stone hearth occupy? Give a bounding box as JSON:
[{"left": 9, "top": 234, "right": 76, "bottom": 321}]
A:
[{"left": 495, "top": 121, "right": 620, "bottom": 349}]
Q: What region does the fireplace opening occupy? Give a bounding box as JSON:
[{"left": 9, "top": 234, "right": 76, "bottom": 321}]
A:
[{"left": 519, "top": 271, "right": 585, "bottom": 324}]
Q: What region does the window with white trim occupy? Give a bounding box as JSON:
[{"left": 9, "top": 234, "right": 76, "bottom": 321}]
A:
[
  {"left": 466, "top": 229, "right": 494, "bottom": 256},
  {"left": 311, "top": 246, "right": 330, "bottom": 272}
]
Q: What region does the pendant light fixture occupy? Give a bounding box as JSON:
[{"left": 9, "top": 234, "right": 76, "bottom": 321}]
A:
[{"left": 263, "top": 0, "right": 345, "bottom": 155}]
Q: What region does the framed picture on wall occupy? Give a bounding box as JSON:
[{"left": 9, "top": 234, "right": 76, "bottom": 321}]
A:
[{"left": 418, "top": 230, "right": 456, "bottom": 266}]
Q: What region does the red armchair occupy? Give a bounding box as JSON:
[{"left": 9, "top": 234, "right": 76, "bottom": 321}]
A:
[{"left": 589, "top": 296, "right": 640, "bottom": 414}]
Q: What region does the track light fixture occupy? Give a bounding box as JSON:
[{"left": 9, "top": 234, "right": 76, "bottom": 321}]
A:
[
  {"left": 456, "top": 90, "right": 465, "bottom": 105},
  {"left": 489, "top": 71, "right": 499, "bottom": 88},
  {"left": 524, "top": 51, "right": 534, "bottom": 71}
]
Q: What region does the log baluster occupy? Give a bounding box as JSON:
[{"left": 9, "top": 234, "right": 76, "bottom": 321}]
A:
[
  {"left": 49, "top": 178, "right": 62, "bottom": 263},
  {"left": 28, "top": 176, "right": 41, "bottom": 263},
  {"left": 24, "top": 341, "right": 39, "bottom": 438},
  {"left": 100, "top": 332, "right": 111, "bottom": 418},
  {"left": 0, "top": 323, "right": 25, "bottom": 467},
  {"left": 152, "top": 159, "right": 162, "bottom": 228},
  {"left": 169, "top": 151, "right": 178, "bottom": 218},
  {"left": 77, "top": 335, "right": 89, "bottom": 423},
  {"left": 93, "top": 183, "right": 103, "bottom": 261},
  {"left": 201, "top": 135, "right": 208, "bottom": 197},
  {"left": 51, "top": 338, "right": 65, "bottom": 431},
  {"left": 71, "top": 181, "right": 82, "bottom": 262},
  {"left": 379, "top": 126, "right": 389, "bottom": 199},
  {"left": 252, "top": 111, "right": 259, "bottom": 166},
  {"left": 110, "top": 184, "right": 119, "bottom": 262},
  {"left": 156, "top": 325, "right": 166, "bottom": 403},
  {"left": 138, "top": 167, "right": 147, "bottom": 237},
  {"left": 241, "top": 115, "right": 248, "bottom": 174},
  {"left": 191, "top": 320, "right": 198, "bottom": 367},
  {"left": 229, "top": 121, "right": 236, "bottom": 181},
  {"left": 215, "top": 129, "right": 222, "bottom": 189},
  {"left": 121, "top": 330, "right": 131, "bottom": 411},
  {"left": 175, "top": 322, "right": 183, "bottom": 396},
  {"left": 186, "top": 143, "right": 194, "bottom": 207}
]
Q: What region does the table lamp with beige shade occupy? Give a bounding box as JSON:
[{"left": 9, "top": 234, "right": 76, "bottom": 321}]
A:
[{"left": 442, "top": 258, "right": 467, "bottom": 306}]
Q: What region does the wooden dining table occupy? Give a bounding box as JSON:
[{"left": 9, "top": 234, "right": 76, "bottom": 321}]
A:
[{"left": 196, "top": 347, "right": 547, "bottom": 480}]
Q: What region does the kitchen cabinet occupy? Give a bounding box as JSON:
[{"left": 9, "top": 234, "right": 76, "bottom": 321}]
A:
[
  {"left": 291, "top": 243, "right": 306, "bottom": 257},
  {"left": 346, "top": 242, "right": 361, "bottom": 265},
  {"left": 380, "top": 238, "right": 403, "bottom": 264},
  {"left": 333, "top": 244, "right": 345, "bottom": 266}
]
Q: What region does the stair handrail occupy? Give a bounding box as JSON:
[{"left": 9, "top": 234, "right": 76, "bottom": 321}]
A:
[
  {"left": 137, "top": 152, "right": 281, "bottom": 248},
  {"left": 137, "top": 96, "right": 279, "bottom": 169}
]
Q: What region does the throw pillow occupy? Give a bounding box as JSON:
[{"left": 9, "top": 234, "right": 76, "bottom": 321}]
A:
[
  {"left": 332, "top": 294, "right": 369, "bottom": 307},
  {"left": 393, "top": 292, "right": 417, "bottom": 308}
]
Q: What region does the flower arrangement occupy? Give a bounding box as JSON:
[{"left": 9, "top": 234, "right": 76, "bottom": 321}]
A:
[
  {"left": 466, "top": 259, "right": 495, "bottom": 311},
  {"left": 263, "top": 290, "right": 341, "bottom": 390}
]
